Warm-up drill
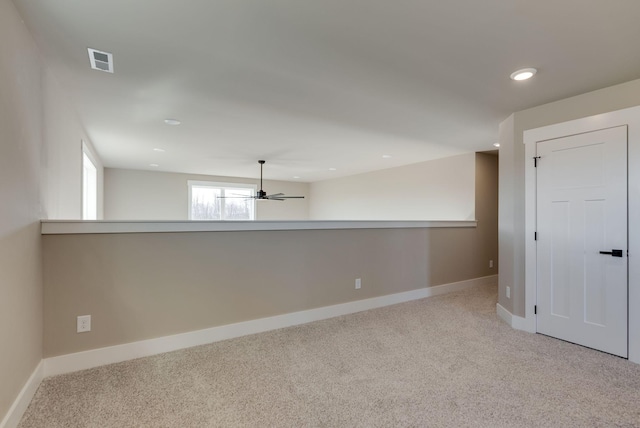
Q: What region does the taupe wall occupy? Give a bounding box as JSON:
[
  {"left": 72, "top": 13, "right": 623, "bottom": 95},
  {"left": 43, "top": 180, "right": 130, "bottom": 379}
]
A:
[
  {"left": 475, "top": 153, "right": 499, "bottom": 275},
  {"left": 43, "top": 153, "right": 498, "bottom": 357},
  {"left": 497, "top": 116, "right": 516, "bottom": 314},
  {"left": 499, "top": 78, "right": 640, "bottom": 316},
  {"left": 0, "top": 1, "right": 44, "bottom": 420},
  {"left": 104, "top": 168, "right": 309, "bottom": 220},
  {"left": 309, "top": 153, "right": 476, "bottom": 220}
]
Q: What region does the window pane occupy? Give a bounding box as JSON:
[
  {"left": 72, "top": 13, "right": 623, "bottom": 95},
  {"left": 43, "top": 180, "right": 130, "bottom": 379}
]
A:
[
  {"left": 188, "top": 181, "right": 256, "bottom": 221},
  {"left": 190, "top": 186, "right": 221, "bottom": 220},
  {"left": 223, "top": 188, "right": 254, "bottom": 220}
]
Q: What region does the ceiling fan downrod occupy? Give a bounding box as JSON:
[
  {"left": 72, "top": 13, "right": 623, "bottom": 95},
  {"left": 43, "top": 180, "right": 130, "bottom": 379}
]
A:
[{"left": 258, "top": 160, "right": 266, "bottom": 199}]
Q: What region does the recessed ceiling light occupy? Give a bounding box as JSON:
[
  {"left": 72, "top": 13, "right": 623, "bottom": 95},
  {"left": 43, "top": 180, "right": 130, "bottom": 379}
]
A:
[
  {"left": 382, "top": 154, "right": 392, "bottom": 159},
  {"left": 493, "top": 143, "right": 501, "bottom": 148},
  {"left": 510, "top": 68, "right": 537, "bottom": 81},
  {"left": 153, "top": 148, "right": 165, "bottom": 152},
  {"left": 163, "top": 119, "right": 181, "bottom": 126},
  {"left": 293, "top": 176, "right": 300, "bottom": 179},
  {"left": 328, "top": 168, "right": 337, "bottom": 171},
  {"left": 149, "top": 163, "right": 159, "bottom": 167}
]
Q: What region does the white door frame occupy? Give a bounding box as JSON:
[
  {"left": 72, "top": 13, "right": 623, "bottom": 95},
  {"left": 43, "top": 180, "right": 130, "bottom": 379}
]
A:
[{"left": 524, "top": 105, "right": 640, "bottom": 364}]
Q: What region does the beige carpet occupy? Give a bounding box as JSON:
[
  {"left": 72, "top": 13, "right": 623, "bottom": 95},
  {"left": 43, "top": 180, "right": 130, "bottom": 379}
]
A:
[{"left": 19, "top": 284, "right": 640, "bottom": 427}]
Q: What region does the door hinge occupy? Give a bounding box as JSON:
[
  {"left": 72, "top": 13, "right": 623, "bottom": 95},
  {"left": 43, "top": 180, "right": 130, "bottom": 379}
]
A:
[
  {"left": 534, "top": 232, "right": 537, "bottom": 241},
  {"left": 533, "top": 156, "right": 541, "bottom": 167},
  {"left": 534, "top": 305, "right": 537, "bottom": 315}
]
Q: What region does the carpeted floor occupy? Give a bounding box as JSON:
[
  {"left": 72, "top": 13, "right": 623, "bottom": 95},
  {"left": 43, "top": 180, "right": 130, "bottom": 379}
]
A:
[{"left": 19, "top": 284, "right": 640, "bottom": 427}]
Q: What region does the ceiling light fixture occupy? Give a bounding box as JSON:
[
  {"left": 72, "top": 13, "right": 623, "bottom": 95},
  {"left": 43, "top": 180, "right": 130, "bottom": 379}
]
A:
[
  {"left": 510, "top": 68, "right": 537, "bottom": 81},
  {"left": 149, "top": 163, "right": 159, "bottom": 167},
  {"left": 382, "top": 154, "right": 392, "bottom": 159},
  {"left": 493, "top": 143, "right": 500, "bottom": 148},
  {"left": 328, "top": 167, "right": 337, "bottom": 171},
  {"left": 163, "top": 119, "right": 181, "bottom": 126},
  {"left": 293, "top": 176, "right": 300, "bottom": 179},
  {"left": 153, "top": 148, "right": 165, "bottom": 152}
]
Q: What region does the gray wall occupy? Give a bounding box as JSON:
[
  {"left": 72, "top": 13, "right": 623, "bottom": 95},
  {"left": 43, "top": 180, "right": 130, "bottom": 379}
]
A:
[
  {"left": 0, "top": 1, "right": 43, "bottom": 420},
  {"left": 105, "top": 152, "right": 475, "bottom": 223},
  {"left": 42, "top": 69, "right": 104, "bottom": 220},
  {"left": 499, "top": 78, "right": 640, "bottom": 316},
  {"left": 104, "top": 168, "right": 309, "bottom": 220},
  {"left": 0, "top": 2, "right": 106, "bottom": 419}
]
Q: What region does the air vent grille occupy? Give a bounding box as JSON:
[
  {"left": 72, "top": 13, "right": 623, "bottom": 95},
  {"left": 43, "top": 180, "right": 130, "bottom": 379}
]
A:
[{"left": 87, "top": 48, "right": 114, "bottom": 73}]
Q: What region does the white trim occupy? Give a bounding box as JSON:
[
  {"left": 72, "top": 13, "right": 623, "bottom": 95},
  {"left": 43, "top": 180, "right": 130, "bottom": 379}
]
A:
[
  {"left": 496, "top": 303, "right": 512, "bottom": 325},
  {"left": 40, "top": 219, "right": 477, "bottom": 235},
  {"left": 523, "top": 105, "right": 640, "bottom": 364},
  {"left": 43, "top": 275, "right": 497, "bottom": 377},
  {"left": 496, "top": 303, "right": 534, "bottom": 333},
  {"left": 524, "top": 139, "right": 537, "bottom": 331},
  {"left": 81, "top": 147, "right": 98, "bottom": 221},
  {"left": 187, "top": 180, "right": 258, "bottom": 189},
  {"left": 0, "top": 361, "right": 43, "bottom": 428},
  {"left": 80, "top": 139, "right": 104, "bottom": 220}
]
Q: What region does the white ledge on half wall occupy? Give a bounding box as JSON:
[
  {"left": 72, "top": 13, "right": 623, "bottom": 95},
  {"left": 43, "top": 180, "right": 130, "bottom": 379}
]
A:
[{"left": 40, "top": 220, "right": 477, "bottom": 235}]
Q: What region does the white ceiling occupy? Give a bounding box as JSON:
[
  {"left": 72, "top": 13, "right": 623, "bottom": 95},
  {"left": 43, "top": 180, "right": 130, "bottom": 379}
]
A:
[{"left": 12, "top": 0, "right": 640, "bottom": 182}]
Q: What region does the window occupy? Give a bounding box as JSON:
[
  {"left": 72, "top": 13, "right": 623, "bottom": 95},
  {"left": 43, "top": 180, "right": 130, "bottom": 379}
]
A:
[
  {"left": 82, "top": 148, "right": 98, "bottom": 220},
  {"left": 188, "top": 181, "right": 256, "bottom": 221}
]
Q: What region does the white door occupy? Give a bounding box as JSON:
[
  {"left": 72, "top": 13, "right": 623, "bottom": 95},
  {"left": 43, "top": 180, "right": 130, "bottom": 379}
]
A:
[{"left": 536, "top": 126, "right": 628, "bottom": 357}]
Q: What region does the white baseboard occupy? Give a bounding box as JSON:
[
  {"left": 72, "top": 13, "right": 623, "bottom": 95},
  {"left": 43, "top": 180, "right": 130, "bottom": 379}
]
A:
[
  {"left": 496, "top": 303, "right": 535, "bottom": 333},
  {"left": 44, "top": 275, "right": 497, "bottom": 377},
  {"left": 0, "top": 361, "right": 43, "bottom": 428}
]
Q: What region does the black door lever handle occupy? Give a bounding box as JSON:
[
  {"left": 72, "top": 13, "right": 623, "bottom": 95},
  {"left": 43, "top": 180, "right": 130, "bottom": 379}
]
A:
[{"left": 599, "top": 249, "right": 623, "bottom": 257}]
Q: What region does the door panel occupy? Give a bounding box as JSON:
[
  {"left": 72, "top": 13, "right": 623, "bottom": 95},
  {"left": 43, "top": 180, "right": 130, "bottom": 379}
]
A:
[
  {"left": 584, "top": 199, "right": 606, "bottom": 326},
  {"left": 536, "top": 126, "right": 628, "bottom": 357},
  {"left": 550, "top": 201, "right": 570, "bottom": 318}
]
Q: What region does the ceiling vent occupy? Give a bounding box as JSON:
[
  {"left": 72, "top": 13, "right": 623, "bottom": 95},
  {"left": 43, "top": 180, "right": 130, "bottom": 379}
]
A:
[{"left": 87, "top": 48, "right": 114, "bottom": 73}]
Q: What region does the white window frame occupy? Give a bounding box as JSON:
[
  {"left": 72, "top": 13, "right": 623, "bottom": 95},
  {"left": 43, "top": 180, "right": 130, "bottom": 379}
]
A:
[
  {"left": 188, "top": 180, "right": 257, "bottom": 221},
  {"left": 82, "top": 142, "right": 98, "bottom": 220}
]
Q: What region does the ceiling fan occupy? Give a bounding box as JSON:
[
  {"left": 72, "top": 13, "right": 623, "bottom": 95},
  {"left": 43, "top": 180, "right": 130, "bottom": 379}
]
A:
[{"left": 220, "top": 160, "right": 305, "bottom": 201}]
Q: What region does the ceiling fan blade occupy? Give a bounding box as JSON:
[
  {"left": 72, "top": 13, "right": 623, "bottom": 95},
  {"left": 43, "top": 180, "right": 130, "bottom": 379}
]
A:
[
  {"left": 217, "top": 195, "right": 256, "bottom": 199},
  {"left": 254, "top": 161, "right": 304, "bottom": 201}
]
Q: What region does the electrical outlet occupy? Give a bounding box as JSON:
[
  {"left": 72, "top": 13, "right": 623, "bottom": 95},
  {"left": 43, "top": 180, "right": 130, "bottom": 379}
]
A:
[
  {"left": 355, "top": 278, "right": 361, "bottom": 289},
  {"left": 77, "top": 315, "right": 91, "bottom": 333},
  {"left": 506, "top": 286, "right": 511, "bottom": 299},
  {"left": 489, "top": 260, "right": 494, "bottom": 268}
]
